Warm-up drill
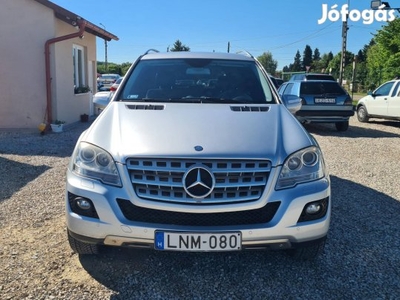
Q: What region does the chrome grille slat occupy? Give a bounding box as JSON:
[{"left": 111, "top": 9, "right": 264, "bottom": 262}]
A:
[{"left": 126, "top": 158, "right": 271, "bottom": 204}]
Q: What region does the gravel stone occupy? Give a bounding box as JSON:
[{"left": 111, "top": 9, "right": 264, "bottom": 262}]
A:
[{"left": 1, "top": 117, "right": 400, "bottom": 299}]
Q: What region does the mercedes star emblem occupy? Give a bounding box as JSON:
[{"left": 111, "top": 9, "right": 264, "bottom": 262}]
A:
[{"left": 183, "top": 165, "right": 215, "bottom": 199}]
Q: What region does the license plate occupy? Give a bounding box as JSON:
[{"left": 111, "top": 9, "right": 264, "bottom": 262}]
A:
[
  {"left": 315, "top": 98, "right": 336, "bottom": 104},
  {"left": 154, "top": 231, "right": 241, "bottom": 252}
]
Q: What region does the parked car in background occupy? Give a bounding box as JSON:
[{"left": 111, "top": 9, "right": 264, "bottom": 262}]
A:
[
  {"left": 356, "top": 79, "right": 400, "bottom": 122},
  {"left": 66, "top": 50, "right": 330, "bottom": 260},
  {"left": 278, "top": 79, "right": 354, "bottom": 131},
  {"left": 97, "top": 73, "right": 121, "bottom": 91},
  {"left": 275, "top": 77, "right": 284, "bottom": 87},
  {"left": 269, "top": 76, "right": 284, "bottom": 89},
  {"left": 289, "top": 73, "right": 335, "bottom": 82},
  {"left": 109, "top": 77, "right": 124, "bottom": 92},
  {"left": 92, "top": 91, "right": 111, "bottom": 114}
]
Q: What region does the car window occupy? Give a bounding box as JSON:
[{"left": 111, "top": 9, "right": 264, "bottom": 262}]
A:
[
  {"left": 300, "top": 82, "right": 346, "bottom": 95},
  {"left": 391, "top": 82, "right": 400, "bottom": 97},
  {"left": 304, "top": 74, "right": 335, "bottom": 81},
  {"left": 374, "top": 81, "right": 394, "bottom": 96},
  {"left": 281, "top": 83, "right": 295, "bottom": 95},
  {"left": 120, "top": 59, "right": 274, "bottom": 103}
]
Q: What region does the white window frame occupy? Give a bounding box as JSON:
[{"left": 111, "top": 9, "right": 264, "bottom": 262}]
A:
[{"left": 73, "top": 44, "right": 86, "bottom": 88}]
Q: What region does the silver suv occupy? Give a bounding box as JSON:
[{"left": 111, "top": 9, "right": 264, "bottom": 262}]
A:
[{"left": 66, "top": 51, "right": 331, "bottom": 260}]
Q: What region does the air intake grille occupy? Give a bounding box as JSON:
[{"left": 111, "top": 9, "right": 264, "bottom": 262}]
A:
[
  {"left": 126, "top": 158, "right": 271, "bottom": 205},
  {"left": 117, "top": 199, "right": 280, "bottom": 226},
  {"left": 126, "top": 104, "right": 164, "bottom": 110},
  {"left": 230, "top": 106, "right": 270, "bottom": 112}
]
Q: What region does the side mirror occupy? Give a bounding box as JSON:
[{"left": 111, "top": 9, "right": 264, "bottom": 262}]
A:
[
  {"left": 367, "top": 90, "right": 376, "bottom": 97},
  {"left": 281, "top": 94, "right": 302, "bottom": 114}
]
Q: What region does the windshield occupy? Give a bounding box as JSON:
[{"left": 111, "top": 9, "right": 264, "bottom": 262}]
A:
[{"left": 119, "top": 58, "right": 275, "bottom": 104}]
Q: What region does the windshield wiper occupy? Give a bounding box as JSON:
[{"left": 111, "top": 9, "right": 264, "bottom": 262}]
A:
[
  {"left": 120, "top": 97, "right": 250, "bottom": 104},
  {"left": 121, "top": 98, "right": 172, "bottom": 102},
  {"left": 182, "top": 97, "right": 249, "bottom": 104}
]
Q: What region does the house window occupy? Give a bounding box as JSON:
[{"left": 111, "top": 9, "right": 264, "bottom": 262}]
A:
[{"left": 73, "top": 44, "right": 86, "bottom": 88}]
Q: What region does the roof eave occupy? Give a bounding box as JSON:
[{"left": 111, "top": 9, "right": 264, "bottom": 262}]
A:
[{"left": 34, "top": 0, "right": 119, "bottom": 41}]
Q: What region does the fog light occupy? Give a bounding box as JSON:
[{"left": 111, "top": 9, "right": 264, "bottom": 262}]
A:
[
  {"left": 298, "top": 197, "right": 329, "bottom": 223},
  {"left": 76, "top": 197, "right": 92, "bottom": 210},
  {"left": 305, "top": 203, "right": 321, "bottom": 215},
  {"left": 68, "top": 192, "right": 99, "bottom": 219}
]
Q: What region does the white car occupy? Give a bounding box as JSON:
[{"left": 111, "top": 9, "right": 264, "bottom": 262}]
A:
[
  {"left": 97, "top": 73, "right": 121, "bottom": 91},
  {"left": 356, "top": 79, "right": 400, "bottom": 122},
  {"left": 66, "top": 50, "right": 330, "bottom": 260},
  {"left": 92, "top": 91, "right": 111, "bottom": 114}
]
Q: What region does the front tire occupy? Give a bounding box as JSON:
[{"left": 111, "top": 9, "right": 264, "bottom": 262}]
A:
[
  {"left": 68, "top": 231, "right": 100, "bottom": 255},
  {"left": 357, "top": 105, "right": 369, "bottom": 122},
  {"left": 335, "top": 121, "right": 349, "bottom": 131}
]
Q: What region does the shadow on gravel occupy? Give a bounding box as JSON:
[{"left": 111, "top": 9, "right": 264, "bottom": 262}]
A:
[
  {"left": 368, "top": 120, "right": 400, "bottom": 129},
  {"left": 77, "top": 176, "right": 400, "bottom": 299},
  {"left": 0, "top": 157, "right": 50, "bottom": 203},
  {"left": 304, "top": 122, "right": 400, "bottom": 138}
]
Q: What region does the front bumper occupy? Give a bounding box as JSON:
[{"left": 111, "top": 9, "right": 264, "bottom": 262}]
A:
[
  {"left": 66, "top": 167, "right": 331, "bottom": 251},
  {"left": 296, "top": 106, "right": 354, "bottom": 123}
]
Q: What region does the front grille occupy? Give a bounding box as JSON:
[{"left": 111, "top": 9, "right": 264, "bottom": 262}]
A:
[
  {"left": 126, "top": 158, "right": 271, "bottom": 205},
  {"left": 117, "top": 199, "right": 280, "bottom": 226}
]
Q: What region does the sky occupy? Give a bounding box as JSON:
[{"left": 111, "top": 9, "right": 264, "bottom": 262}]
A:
[{"left": 51, "top": 0, "right": 392, "bottom": 71}]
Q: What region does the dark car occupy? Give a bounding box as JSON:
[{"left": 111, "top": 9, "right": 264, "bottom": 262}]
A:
[
  {"left": 278, "top": 79, "right": 354, "bottom": 131},
  {"left": 269, "top": 76, "right": 284, "bottom": 89}
]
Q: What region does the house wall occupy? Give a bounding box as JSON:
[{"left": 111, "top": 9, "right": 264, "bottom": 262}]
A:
[
  {"left": 0, "top": 0, "right": 98, "bottom": 130},
  {"left": 52, "top": 21, "right": 97, "bottom": 125},
  {"left": 0, "top": 0, "right": 54, "bottom": 129}
]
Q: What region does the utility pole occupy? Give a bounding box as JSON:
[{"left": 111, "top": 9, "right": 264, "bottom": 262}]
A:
[
  {"left": 99, "top": 23, "right": 108, "bottom": 73},
  {"left": 339, "top": 17, "right": 348, "bottom": 86}
]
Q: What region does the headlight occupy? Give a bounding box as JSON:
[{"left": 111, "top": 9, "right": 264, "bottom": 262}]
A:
[
  {"left": 72, "top": 142, "right": 122, "bottom": 187},
  {"left": 276, "top": 146, "right": 325, "bottom": 190}
]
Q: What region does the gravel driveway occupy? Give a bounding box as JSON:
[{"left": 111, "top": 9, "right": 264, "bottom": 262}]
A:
[{"left": 1, "top": 117, "right": 400, "bottom": 299}]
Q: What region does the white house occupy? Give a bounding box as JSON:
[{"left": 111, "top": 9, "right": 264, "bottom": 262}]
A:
[{"left": 0, "top": 0, "right": 118, "bottom": 130}]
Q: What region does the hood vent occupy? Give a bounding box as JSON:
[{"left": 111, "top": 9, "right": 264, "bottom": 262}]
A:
[
  {"left": 126, "top": 104, "right": 165, "bottom": 110},
  {"left": 230, "top": 106, "right": 270, "bottom": 112}
]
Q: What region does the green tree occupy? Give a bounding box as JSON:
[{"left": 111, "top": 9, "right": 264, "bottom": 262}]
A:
[
  {"left": 292, "top": 50, "right": 302, "bottom": 72},
  {"left": 366, "top": 18, "right": 400, "bottom": 86},
  {"left": 327, "top": 51, "right": 354, "bottom": 82},
  {"left": 313, "top": 48, "right": 321, "bottom": 61},
  {"left": 302, "top": 45, "right": 313, "bottom": 71},
  {"left": 257, "top": 51, "right": 278, "bottom": 75},
  {"left": 169, "top": 40, "right": 190, "bottom": 52},
  {"left": 313, "top": 52, "right": 333, "bottom": 73},
  {"left": 120, "top": 62, "right": 132, "bottom": 75}
]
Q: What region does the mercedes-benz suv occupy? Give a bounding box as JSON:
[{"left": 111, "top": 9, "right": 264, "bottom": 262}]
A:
[{"left": 66, "top": 50, "right": 331, "bottom": 260}]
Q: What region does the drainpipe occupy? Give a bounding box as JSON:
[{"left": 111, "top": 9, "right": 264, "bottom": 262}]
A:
[{"left": 44, "top": 19, "right": 87, "bottom": 125}]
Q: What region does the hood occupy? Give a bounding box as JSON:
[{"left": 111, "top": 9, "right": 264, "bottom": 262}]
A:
[{"left": 82, "top": 102, "right": 314, "bottom": 166}]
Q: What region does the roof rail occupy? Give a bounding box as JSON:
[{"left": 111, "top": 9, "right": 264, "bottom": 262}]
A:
[
  {"left": 144, "top": 49, "right": 160, "bottom": 55},
  {"left": 236, "top": 50, "right": 254, "bottom": 58}
]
